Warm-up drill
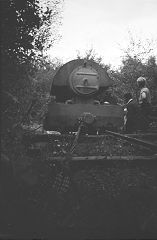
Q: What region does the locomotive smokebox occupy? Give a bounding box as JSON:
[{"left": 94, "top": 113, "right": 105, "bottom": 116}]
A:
[
  {"left": 50, "top": 59, "right": 113, "bottom": 102},
  {"left": 43, "top": 59, "right": 124, "bottom": 133}
]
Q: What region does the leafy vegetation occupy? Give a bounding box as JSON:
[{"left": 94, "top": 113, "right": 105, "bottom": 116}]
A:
[
  {"left": 1, "top": 0, "right": 63, "bottom": 155},
  {"left": 1, "top": 0, "right": 156, "bottom": 157},
  {"left": 76, "top": 45, "right": 157, "bottom": 105},
  {"left": 110, "top": 35, "right": 157, "bottom": 104},
  {"left": 1, "top": 3, "right": 157, "bottom": 237}
]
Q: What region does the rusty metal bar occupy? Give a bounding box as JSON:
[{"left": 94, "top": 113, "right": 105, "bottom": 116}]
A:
[
  {"left": 105, "top": 130, "right": 157, "bottom": 152},
  {"left": 23, "top": 132, "right": 157, "bottom": 146},
  {"left": 49, "top": 155, "right": 157, "bottom": 161},
  {"left": 126, "top": 133, "right": 157, "bottom": 137},
  {"left": 69, "top": 122, "right": 84, "bottom": 153}
]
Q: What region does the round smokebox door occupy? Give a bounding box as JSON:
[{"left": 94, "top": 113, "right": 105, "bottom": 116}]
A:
[{"left": 69, "top": 66, "right": 99, "bottom": 95}]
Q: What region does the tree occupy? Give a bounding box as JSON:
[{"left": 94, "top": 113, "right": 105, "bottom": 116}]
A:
[
  {"left": 0, "top": 0, "right": 63, "bottom": 63},
  {"left": 76, "top": 48, "right": 111, "bottom": 70},
  {"left": 111, "top": 33, "right": 157, "bottom": 103},
  {"left": 1, "top": 0, "right": 63, "bottom": 110},
  {"left": 120, "top": 31, "right": 157, "bottom": 62},
  {"left": 0, "top": 0, "right": 63, "bottom": 155},
  {"left": 144, "top": 56, "right": 157, "bottom": 103}
]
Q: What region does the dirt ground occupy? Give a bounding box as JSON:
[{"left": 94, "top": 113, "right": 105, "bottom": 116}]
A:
[
  {"left": 1, "top": 132, "right": 157, "bottom": 240},
  {"left": 1, "top": 157, "right": 157, "bottom": 239}
]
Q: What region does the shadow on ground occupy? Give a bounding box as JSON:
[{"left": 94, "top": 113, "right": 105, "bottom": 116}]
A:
[{"left": 1, "top": 158, "right": 157, "bottom": 240}]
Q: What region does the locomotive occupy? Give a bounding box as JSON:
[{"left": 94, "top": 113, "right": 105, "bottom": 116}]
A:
[{"left": 43, "top": 59, "right": 124, "bottom": 134}]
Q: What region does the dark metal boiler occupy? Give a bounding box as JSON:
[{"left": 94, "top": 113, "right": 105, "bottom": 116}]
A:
[{"left": 43, "top": 59, "right": 124, "bottom": 133}]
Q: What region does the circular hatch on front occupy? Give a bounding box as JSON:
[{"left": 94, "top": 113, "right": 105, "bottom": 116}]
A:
[{"left": 69, "top": 66, "right": 99, "bottom": 95}]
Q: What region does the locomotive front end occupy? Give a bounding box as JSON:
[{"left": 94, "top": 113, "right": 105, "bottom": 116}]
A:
[{"left": 43, "top": 59, "right": 124, "bottom": 133}]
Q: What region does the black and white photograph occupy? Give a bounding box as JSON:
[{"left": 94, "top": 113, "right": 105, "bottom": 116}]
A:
[{"left": 1, "top": 0, "right": 157, "bottom": 239}]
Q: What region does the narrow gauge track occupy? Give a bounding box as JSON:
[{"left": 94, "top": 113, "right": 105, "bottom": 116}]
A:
[
  {"left": 4, "top": 127, "right": 156, "bottom": 237},
  {"left": 21, "top": 128, "right": 157, "bottom": 235},
  {"left": 23, "top": 127, "right": 157, "bottom": 164}
]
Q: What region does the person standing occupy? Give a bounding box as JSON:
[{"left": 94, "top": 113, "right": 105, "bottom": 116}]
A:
[
  {"left": 137, "top": 77, "right": 151, "bottom": 130},
  {"left": 123, "top": 92, "right": 140, "bottom": 133}
]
